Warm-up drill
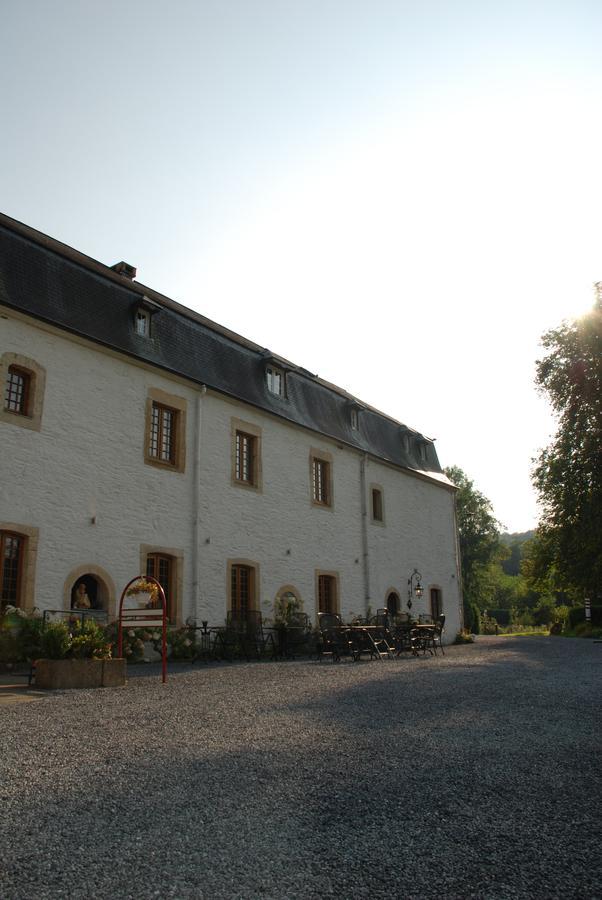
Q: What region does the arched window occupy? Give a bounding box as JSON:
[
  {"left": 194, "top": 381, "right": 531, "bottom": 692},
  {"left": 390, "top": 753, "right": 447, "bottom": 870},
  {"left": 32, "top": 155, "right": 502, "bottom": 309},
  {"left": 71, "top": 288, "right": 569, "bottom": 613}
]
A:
[
  {"left": 386, "top": 591, "right": 400, "bottom": 617},
  {"left": 430, "top": 588, "right": 443, "bottom": 619}
]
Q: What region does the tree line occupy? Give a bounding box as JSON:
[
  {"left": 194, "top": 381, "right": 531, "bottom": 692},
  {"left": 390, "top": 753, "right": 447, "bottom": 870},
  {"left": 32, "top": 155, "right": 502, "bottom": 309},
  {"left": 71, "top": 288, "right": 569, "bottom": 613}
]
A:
[{"left": 448, "top": 288, "right": 601, "bottom": 631}]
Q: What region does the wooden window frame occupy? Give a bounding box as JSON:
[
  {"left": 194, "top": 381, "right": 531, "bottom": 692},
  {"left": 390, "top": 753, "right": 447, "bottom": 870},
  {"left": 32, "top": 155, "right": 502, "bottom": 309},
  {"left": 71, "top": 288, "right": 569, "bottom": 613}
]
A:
[
  {"left": 231, "top": 418, "right": 262, "bottom": 492},
  {"left": 310, "top": 448, "right": 333, "bottom": 509},
  {"left": 0, "top": 523, "right": 38, "bottom": 612},
  {"left": 140, "top": 544, "right": 183, "bottom": 625},
  {"left": 430, "top": 587, "right": 443, "bottom": 620},
  {"left": 235, "top": 431, "right": 256, "bottom": 484},
  {"left": 144, "top": 388, "right": 187, "bottom": 473},
  {"left": 149, "top": 402, "right": 176, "bottom": 464},
  {"left": 227, "top": 559, "right": 260, "bottom": 615},
  {"left": 0, "top": 531, "right": 24, "bottom": 609},
  {"left": 0, "top": 353, "right": 46, "bottom": 432},
  {"left": 315, "top": 570, "right": 340, "bottom": 616},
  {"left": 5, "top": 366, "right": 31, "bottom": 416},
  {"left": 370, "top": 483, "right": 385, "bottom": 525}
]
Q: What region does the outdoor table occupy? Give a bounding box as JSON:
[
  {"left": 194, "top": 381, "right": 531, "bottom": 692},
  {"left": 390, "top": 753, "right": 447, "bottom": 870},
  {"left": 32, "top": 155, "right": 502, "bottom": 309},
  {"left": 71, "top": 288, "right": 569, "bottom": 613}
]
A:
[
  {"left": 410, "top": 623, "right": 437, "bottom": 656},
  {"left": 348, "top": 625, "right": 393, "bottom": 660}
]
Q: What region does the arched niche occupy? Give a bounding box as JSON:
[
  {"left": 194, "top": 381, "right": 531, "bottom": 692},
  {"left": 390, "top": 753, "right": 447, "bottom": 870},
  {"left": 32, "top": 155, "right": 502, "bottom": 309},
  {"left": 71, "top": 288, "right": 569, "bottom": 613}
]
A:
[{"left": 63, "top": 565, "right": 116, "bottom": 619}]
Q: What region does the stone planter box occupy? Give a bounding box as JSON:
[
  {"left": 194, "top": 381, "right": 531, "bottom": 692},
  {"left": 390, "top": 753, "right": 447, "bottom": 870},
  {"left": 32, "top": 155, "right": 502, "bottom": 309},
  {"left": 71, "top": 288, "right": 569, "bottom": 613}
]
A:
[{"left": 34, "top": 658, "right": 126, "bottom": 690}]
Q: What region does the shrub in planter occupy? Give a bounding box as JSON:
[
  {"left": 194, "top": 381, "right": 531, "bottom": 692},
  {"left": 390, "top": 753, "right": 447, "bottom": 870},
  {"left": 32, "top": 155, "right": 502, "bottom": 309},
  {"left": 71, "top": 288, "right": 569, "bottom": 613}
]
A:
[
  {"left": 39, "top": 622, "right": 71, "bottom": 659},
  {"left": 16, "top": 616, "right": 45, "bottom": 662},
  {"left": 69, "top": 620, "right": 113, "bottom": 660}
]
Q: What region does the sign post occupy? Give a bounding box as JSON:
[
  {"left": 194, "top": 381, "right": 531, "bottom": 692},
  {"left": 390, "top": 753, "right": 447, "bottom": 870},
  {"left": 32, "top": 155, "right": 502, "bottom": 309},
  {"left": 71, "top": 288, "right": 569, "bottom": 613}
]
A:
[{"left": 117, "top": 575, "right": 168, "bottom": 683}]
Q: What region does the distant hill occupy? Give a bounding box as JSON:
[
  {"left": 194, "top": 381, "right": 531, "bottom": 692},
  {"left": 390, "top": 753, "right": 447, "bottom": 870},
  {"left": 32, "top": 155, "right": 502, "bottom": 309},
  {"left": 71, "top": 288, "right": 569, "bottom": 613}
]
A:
[
  {"left": 499, "top": 530, "right": 535, "bottom": 576},
  {"left": 500, "top": 530, "right": 535, "bottom": 546}
]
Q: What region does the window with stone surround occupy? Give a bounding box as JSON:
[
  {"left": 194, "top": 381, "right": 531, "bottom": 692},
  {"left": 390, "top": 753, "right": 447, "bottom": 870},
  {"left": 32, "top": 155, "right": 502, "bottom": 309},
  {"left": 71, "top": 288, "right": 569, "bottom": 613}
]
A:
[
  {"left": 0, "top": 531, "right": 24, "bottom": 610},
  {"left": 310, "top": 449, "right": 333, "bottom": 508},
  {"left": 144, "top": 388, "right": 187, "bottom": 473},
  {"left": 0, "top": 353, "right": 46, "bottom": 432},
  {"left": 231, "top": 418, "right": 262, "bottom": 491},
  {"left": 316, "top": 572, "right": 339, "bottom": 615}
]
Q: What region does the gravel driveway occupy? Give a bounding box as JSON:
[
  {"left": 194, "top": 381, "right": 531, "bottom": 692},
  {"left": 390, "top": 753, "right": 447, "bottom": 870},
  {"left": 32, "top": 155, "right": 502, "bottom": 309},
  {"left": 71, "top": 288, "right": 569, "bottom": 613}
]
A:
[{"left": 1, "top": 637, "right": 600, "bottom": 900}]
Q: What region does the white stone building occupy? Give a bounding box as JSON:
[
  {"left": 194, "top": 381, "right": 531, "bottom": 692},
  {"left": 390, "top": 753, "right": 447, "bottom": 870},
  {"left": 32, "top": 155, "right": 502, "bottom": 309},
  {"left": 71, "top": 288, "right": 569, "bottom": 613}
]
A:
[{"left": 0, "top": 212, "right": 462, "bottom": 639}]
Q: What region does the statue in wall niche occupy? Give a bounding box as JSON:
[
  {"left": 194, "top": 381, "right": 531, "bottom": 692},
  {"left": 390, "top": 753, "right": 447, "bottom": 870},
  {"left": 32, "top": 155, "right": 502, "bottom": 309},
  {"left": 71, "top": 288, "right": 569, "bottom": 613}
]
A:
[{"left": 72, "top": 582, "right": 91, "bottom": 609}]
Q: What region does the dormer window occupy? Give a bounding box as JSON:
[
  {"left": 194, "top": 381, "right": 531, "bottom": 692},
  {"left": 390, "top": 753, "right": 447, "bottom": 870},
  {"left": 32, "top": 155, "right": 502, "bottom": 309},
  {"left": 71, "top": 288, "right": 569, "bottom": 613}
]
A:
[
  {"left": 347, "top": 401, "right": 363, "bottom": 431},
  {"left": 417, "top": 440, "right": 428, "bottom": 462},
  {"left": 135, "top": 309, "right": 150, "bottom": 337},
  {"left": 132, "top": 296, "right": 162, "bottom": 339},
  {"left": 266, "top": 365, "right": 284, "bottom": 397}
]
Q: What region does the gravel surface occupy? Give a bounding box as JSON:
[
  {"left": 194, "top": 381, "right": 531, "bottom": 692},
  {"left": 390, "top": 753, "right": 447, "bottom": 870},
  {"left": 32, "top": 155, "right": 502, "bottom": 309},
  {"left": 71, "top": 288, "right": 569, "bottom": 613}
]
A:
[{"left": 1, "top": 637, "right": 600, "bottom": 900}]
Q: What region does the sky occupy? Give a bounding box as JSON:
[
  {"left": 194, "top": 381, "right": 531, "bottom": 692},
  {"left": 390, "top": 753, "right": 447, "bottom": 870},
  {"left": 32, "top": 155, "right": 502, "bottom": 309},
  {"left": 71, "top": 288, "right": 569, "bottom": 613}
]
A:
[{"left": 2, "top": 0, "right": 601, "bottom": 532}]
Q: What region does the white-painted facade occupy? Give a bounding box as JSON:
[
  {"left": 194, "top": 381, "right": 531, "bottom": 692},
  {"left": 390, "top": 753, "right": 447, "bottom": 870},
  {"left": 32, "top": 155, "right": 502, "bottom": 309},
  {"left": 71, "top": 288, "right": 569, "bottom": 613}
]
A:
[{"left": 1, "top": 308, "right": 462, "bottom": 640}]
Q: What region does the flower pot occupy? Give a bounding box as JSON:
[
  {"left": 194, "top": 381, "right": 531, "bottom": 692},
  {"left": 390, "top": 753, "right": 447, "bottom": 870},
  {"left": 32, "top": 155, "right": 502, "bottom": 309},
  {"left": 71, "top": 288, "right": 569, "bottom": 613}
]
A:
[{"left": 34, "top": 658, "right": 126, "bottom": 689}]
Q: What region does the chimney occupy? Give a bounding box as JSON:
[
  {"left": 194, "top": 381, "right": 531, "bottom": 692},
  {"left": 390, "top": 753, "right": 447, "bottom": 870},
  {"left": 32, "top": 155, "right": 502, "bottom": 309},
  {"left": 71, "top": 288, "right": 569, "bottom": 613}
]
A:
[{"left": 111, "top": 261, "right": 137, "bottom": 280}]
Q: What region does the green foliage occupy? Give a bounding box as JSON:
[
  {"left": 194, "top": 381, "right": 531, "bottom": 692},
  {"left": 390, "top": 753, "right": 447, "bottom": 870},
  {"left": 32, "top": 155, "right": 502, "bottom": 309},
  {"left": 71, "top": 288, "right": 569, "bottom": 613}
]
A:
[
  {"left": 445, "top": 465, "right": 501, "bottom": 608},
  {"left": 572, "top": 622, "right": 602, "bottom": 639},
  {"left": 273, "top": 591, "right": 302, "bottom": 625},
  {"left": 454, "top": 630, "right": 474, "bottom": 644},
  {"left": 167, "top": 627, "right": 196, "bottom": 660},
  {"left": 39, "top": 622, "right": 72, "bottom": 660},
  {"left": 487, "top": 608, "right": 511, "bottom": 626},
  {"left": 16, "top": 616, "right": 45, "bottom": 661},
  {"left": 532, "top": 299, "right": 602, "bottom": 600},
  {"left": 567, "top": 606, "right": 602, "bottom": 629},
  {"left": 463, "top": 600, "right": 481, "bottom": 634},
  {"left": 69, "top": 620, "right": 113, "bottom": 660}
]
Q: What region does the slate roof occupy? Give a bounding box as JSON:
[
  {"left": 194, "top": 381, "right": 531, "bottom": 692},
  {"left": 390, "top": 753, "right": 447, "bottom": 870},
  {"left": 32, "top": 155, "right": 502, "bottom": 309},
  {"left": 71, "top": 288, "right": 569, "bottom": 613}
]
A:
[{"left": 0, "top": 212, "right": 452, "bottom": 487}]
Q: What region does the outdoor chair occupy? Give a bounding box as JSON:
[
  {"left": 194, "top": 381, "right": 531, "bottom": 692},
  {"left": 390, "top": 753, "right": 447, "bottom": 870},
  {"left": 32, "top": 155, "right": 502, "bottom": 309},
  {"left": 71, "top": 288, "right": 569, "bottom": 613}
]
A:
[
  {"left": 220, "top": 609, "right": 277, "bottom": 661},
  {"left": 317, "top": 612, "right": 352, "bottom": 661},
  {"left": 280, "top": 612, "right": 313, "bottom": 659},
  {"left": 431, "top": 614, "right": 445, "bottom": 655},
  {"left": 365, "top": 612, "right": 395, "bottom": 658},
  {"left": 392, "top": 613, "right": 414, "bottom": 655}
]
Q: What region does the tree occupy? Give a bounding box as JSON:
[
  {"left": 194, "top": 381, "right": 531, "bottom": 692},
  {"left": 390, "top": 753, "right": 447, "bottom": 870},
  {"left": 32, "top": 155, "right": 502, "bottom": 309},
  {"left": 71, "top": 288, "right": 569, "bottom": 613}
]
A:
[
  {"left": 532, "top": 290, "right": 602, "bottom": 600},
  {"left": 444, "top": 466, "right": 501, "bottom": 610}
]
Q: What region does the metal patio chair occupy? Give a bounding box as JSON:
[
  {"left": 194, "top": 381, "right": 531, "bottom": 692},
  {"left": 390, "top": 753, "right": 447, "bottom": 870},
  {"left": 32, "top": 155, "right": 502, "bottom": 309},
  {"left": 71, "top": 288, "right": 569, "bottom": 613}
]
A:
[{"left": 317, "top": 612, "right": 353, "bottom": 662}]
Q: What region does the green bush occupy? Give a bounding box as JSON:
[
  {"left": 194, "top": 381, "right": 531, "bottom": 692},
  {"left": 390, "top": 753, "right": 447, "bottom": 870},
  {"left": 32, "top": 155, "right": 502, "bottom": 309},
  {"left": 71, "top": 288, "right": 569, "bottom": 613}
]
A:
[
  {"left": 167, "top": 627, "right": 196, "bottom": 660},
  {"left": 69, "top": 620, "right": 112, "bottom": 660},
  {"left": 488, "top": 608, "right": 511, "bottom": 626},
  {"left": 568, "top": 606, "right": 602, "bottom": 629},
  {"left": 464, "top": 601, "right": 481, "bottom": 634},
  {"left": 454, "top": 630, "right": 474, "bottom": 644},
  {"left": 39, "top": 622, "right": 71, "bottom": 660},
  {"left": 16, "top": 616, "right": 45, "bottom": 661},
  {"left": 573, "top": 622, "right": 602, "bottom": 639}
]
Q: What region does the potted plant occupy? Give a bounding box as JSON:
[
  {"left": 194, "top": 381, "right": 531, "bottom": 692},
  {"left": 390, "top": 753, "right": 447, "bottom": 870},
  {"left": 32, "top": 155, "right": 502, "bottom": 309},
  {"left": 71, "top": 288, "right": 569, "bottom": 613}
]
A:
[{"left": 32, "top": 618, "right": 126, "bottom": 689}]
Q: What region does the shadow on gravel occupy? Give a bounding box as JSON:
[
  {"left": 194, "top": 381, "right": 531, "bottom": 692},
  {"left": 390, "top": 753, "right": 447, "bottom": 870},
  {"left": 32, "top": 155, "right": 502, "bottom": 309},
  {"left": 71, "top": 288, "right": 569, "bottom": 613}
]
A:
[{"left": 2, "top": 640, "right": 600, "bottom": 900}]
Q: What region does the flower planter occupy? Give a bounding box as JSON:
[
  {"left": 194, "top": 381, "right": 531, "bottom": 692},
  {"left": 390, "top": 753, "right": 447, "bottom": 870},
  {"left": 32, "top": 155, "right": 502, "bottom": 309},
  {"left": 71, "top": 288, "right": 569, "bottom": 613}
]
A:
[{"left": 34, "top": 658, "right": 126, "bottom": 690}]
